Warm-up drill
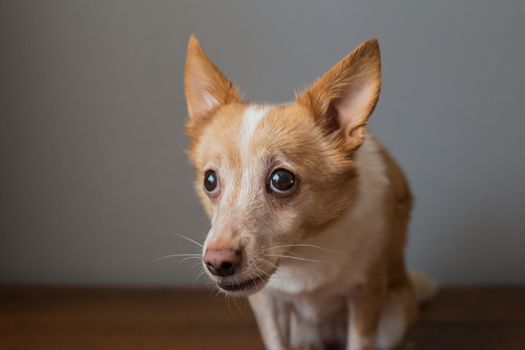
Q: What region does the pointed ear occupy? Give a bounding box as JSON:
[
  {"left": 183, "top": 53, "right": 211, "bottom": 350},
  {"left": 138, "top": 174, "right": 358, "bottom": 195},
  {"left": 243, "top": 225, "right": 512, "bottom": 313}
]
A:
[
  {"left": 184, "top": 35, "right": 243, "bottom": 132},
  {"left": 297, "top": 39, "right": 381, "bottom": 150}
]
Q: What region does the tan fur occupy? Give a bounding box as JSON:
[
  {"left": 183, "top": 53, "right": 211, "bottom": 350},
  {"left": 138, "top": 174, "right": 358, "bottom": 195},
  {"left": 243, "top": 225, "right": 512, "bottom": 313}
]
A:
[
  {"left": 184, "top": 35, "right": 430, "bottom": 350},
  {"left": 297, "top": 39, "right": 381, "bottom": 151},
  {"left": 184, "top": 35, "right": 244, "bottom": 151}
]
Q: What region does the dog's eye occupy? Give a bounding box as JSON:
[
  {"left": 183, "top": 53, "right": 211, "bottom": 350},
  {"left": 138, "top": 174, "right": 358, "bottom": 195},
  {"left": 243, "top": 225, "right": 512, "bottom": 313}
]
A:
[
  {"left": 204, "top": 170, "right": 220, "bottom": 195},
  {"left": 268, "top": 169, "right": 296, "bottom": 194}
]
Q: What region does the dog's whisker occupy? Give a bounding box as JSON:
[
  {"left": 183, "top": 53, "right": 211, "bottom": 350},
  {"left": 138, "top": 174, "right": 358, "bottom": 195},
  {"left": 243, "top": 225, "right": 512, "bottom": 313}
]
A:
[
  {"left": 170, "top": 231, "right": 204, "bottom": 248},
  {"left": 225, "top": 295, "right": 234, "bottom": 316},
  {"left": 252, "top": 263, "right": 273, "bottom": 279},
  {"left": 192, "top": 269, "right": 207, "bottom": 285},
  {"left": 232, "top": 297, "right": 242, "bottom": 313},
  {"left": 265, "top": 254, "right": 319, "bottom": 263},
  {"left": 192, "top": 261, "right": 204, "bottom": 269},
  {"left": 264, "top": 244, "right": 339, "bottom": 253},
  {"left": 176, "top": 256, "right": 203, "bottom": 266},
  {"left": 254, "top": 256, "right": 279, "bottom": 270},
  {"left": 251, "top": 270, "right": 266, "bottom": 286},
  {"left": 251, "top": 256, "right": 288, "bottom": 284},
  {"left": 153, "top": 253, "right": 202, "bottom": 262}
]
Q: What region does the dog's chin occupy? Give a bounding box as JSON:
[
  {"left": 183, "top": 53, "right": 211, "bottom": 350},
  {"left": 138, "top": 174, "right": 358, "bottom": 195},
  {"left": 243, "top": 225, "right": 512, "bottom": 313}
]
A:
[{"left": 215, "top": 275, "right": 269, "bottom": 296}]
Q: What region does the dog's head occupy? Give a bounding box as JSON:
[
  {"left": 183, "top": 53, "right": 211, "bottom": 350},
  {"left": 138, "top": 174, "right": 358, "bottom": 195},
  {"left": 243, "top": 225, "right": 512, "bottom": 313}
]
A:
[{"left": 184, "top": 35, "right": 381, "bottom": 295}]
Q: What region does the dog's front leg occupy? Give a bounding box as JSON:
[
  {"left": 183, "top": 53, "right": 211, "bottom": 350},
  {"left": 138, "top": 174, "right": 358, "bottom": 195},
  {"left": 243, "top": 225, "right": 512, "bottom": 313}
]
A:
[
  {"left": 249, "top": 290, "right": 290, "bottom": 350},
  {"left": 347, "top": 282, "right": 386, "bottom": 350}
]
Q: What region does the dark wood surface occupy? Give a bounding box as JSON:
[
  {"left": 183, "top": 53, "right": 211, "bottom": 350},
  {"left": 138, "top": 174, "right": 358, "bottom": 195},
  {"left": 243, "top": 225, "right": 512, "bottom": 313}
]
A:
[{"left": 1, "top": 286, "right": 524, "bottom": 349}]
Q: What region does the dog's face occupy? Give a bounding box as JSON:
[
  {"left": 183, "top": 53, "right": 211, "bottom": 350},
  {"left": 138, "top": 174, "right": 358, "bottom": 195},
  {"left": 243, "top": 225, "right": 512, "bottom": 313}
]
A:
[{"left": 184, "top": 35, "right": 381, "bottom": 295}]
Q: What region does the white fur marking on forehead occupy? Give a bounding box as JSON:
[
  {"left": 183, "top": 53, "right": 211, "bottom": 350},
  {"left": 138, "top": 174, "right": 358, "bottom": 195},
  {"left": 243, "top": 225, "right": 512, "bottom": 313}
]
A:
[
  {"left": 239, "top": 105, "right": 270, "bottom": 154},
  {"left": 232, "top": 105, "right": 270, "bottom": 210}
]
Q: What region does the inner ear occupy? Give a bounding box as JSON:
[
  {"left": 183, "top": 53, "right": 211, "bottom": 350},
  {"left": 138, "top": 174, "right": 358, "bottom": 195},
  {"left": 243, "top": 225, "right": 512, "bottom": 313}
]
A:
[
  {"left": 334, "top": 76, "right": 380, "bottom": 135},
  {"left": 324, "top": 103, "right": 342, "bottom": 134}
]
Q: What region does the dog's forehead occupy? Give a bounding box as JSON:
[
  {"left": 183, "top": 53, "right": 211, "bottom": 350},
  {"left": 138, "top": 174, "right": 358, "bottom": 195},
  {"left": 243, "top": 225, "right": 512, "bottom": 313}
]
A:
[
  {"left": 192, "top": 104, "right": 244, "bottom": 167},
  {"left": 194, "top": 103, "right": 316, "bottom": 168}
]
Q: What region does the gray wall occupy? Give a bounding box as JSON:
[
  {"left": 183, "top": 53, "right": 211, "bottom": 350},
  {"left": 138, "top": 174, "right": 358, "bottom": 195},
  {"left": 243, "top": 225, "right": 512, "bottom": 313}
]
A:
[{"left": 1, "top": 0, "right": 524, "bottom": 286}]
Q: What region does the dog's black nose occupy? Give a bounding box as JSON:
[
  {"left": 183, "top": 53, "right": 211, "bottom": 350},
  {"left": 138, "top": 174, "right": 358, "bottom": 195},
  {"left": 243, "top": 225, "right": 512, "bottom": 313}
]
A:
[{"left": 204, "top": 248, "right": 241, "bottom": 277}]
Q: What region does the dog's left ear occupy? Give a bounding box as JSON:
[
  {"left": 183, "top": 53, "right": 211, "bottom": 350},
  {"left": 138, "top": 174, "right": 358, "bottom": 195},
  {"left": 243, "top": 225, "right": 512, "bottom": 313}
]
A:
[
  {"left": 184, "top": 35, "right": 243, "bottom": 133},
  {"left": 297, "top": 39, "right": 381, "bottom": 151}
]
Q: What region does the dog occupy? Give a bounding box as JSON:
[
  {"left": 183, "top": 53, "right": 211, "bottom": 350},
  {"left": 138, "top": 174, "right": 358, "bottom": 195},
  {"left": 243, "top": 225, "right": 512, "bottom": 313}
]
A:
[{"left": 183, "top": 35, "right": 436, "bottom": 350}]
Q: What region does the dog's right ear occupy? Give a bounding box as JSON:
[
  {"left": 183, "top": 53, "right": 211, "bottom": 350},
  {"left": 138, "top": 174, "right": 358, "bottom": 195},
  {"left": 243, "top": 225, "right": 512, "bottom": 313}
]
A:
[{"left": 184, "top": 35, "right": 243, "bottom": 134}]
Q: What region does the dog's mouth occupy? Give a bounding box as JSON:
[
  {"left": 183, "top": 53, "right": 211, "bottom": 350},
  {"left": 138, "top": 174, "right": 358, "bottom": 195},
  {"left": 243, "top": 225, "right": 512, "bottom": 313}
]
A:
[{"left": 216, "top": 275, "right": 268, "bottom": 294}]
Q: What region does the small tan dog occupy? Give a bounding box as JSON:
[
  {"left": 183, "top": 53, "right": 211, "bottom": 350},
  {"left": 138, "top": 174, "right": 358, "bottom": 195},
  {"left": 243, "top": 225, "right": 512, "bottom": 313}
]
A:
[{"left": 184, "top": 35, "right": 436, "bottom": 350}]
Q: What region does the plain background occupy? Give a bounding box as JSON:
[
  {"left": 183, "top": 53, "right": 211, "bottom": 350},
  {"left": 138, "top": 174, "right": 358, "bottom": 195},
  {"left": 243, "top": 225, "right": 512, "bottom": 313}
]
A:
[{"left": 1, "top": 0, "right": 524, "bottom": 286}]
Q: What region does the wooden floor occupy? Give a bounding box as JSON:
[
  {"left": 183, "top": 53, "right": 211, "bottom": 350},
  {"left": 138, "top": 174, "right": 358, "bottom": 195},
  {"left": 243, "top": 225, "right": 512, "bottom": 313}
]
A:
[{"left": 1, "top": 286, "right": 524, "bottom": 350}]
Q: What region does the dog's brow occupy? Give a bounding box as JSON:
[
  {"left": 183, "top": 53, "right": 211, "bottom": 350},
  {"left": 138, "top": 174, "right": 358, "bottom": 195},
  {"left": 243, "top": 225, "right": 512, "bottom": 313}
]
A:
[
  {"left": 239, "top": 105, "right": 269, "bottom": 156},
  {"left": 226, "top": 105, "right": 271, "bottom": 209}
]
